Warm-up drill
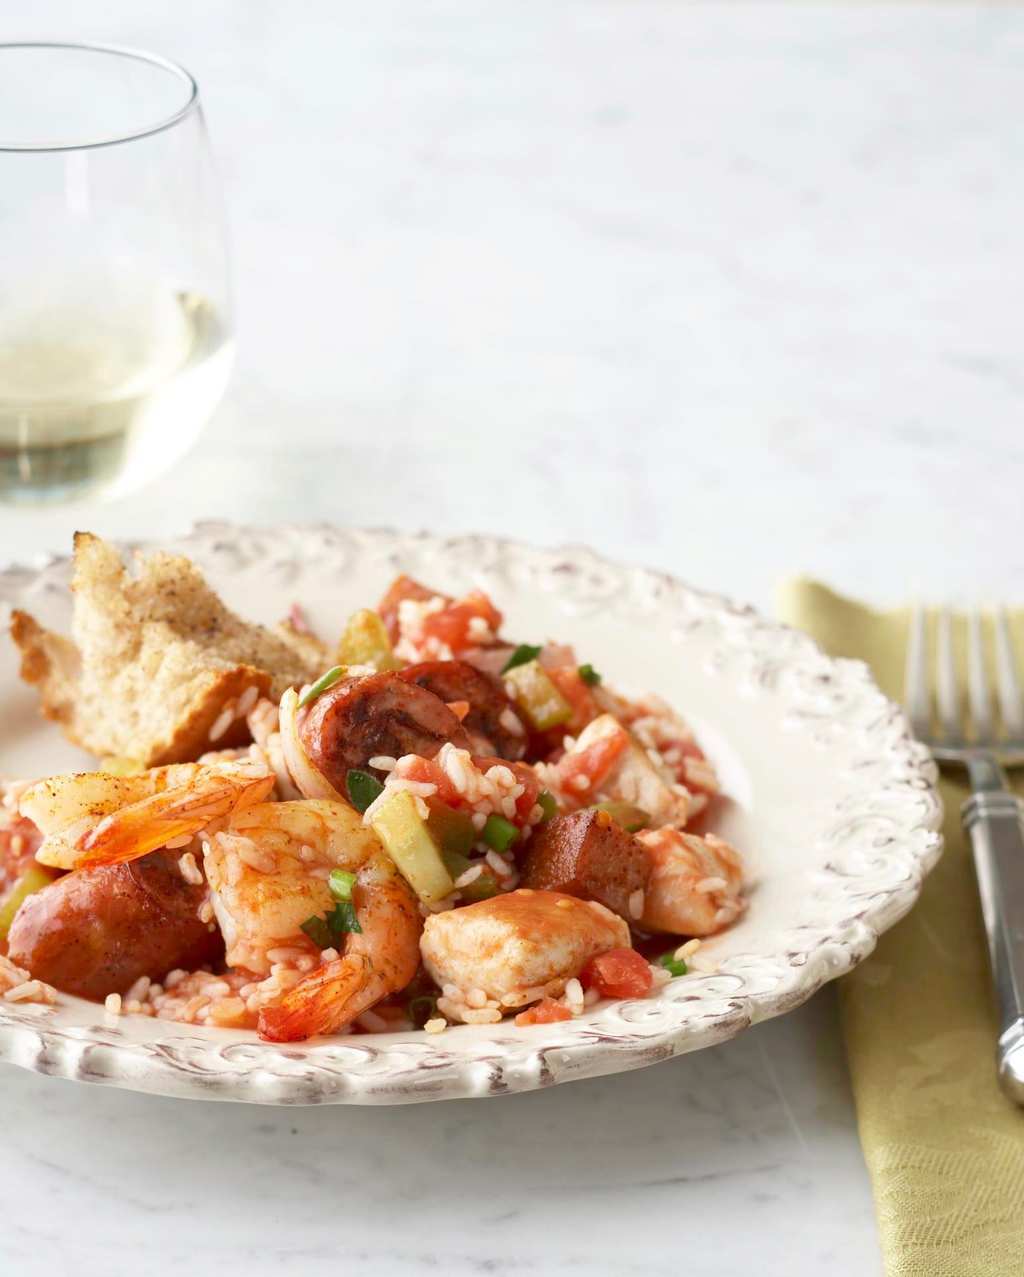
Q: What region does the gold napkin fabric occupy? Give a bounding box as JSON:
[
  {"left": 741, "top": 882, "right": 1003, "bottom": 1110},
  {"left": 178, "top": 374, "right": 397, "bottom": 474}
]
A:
[{"left": 777, "top": 580, "right": 1024, "bottom": 1277}]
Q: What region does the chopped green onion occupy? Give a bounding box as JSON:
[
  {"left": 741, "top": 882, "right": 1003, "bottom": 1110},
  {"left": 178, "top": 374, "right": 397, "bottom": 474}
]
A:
[
  {"left": 328, "top": 869, "right": 356, "bottom": 902},
  {"left": 301, "top": 897, "right": 363, "bottom": 948},
  {"left": 298, "top": 665, "right": 346, "bottom": 708},
  {"left": 408, "top": 994, "right": 438, "bottom": 1029},
  {"left": 346, "top": 768, "right": 385, "bottom": 813},
  {"left": 501, "top": 643, "right": 542, "bottom": 674},
  {"left": 537, "top": 790, "right": 558, "bottom": 822},
  {"left": 482, "top": 813, "right": 519, "bottom": 853},
  {"left": 301, "top": 915, "right": 334, "bottom": 949},
  {"left": 658, "top": 952, "right": 687, "bottom": 978},
  {"left": 578, "top": 663, "right": 602, "bottom": 686},
  {"left": 327, "top": 901, "right": 362, "bottom": 935}
]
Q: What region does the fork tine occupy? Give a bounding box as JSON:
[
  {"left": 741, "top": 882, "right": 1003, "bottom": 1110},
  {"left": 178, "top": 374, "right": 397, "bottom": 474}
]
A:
[
  {"left": 935, "top": 607, "right": 962, "bottom": 742},
  {"left": 966, "top": 609, "right": 993, "bottom": 741},
  {"left": 904, "top": 605, "right": 931, "bottom": 739},
  {"left": 994, "top": 607, "right": 1024, "bottom": 737}
]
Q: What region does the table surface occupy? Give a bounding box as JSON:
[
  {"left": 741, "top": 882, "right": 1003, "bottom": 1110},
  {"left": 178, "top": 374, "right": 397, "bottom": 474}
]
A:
[{"left": 3, "top": 3, "right": 1021, "bottom": 1274}]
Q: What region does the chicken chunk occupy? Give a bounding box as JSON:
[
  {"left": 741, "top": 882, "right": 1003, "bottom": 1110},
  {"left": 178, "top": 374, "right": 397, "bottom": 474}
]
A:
[{"left": 420, "top": 888, "right": 629, "bottom": 1021}]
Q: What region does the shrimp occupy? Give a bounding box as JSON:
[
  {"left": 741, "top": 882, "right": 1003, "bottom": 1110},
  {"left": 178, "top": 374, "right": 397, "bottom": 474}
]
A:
[
  {"left": 204, "top": 799, "right": 383, "bottom": 974},
  {"left": 635, "top": 827, "right": 745, "bottom": 935},
  {"left": 27, "top": 761, "right": 274, "bottom": 871},
  {"left": 257, "top": 851, "right": 421, "bottom": 1042},
  {"left": 199, "top": 798, "right": 421, "bottom": 1041},
  {"left": 420, "top": 888, "right": 629, "bottom": 1023}
]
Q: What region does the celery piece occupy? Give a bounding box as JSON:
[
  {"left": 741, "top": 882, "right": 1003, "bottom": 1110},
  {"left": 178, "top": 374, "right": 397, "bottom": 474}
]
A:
[
  {"left": 502, "top": 660, "right": 572, "bottom": 732},
  {"left": 337, "top": 609, "right": 401, "bottom": 671},
  {"left": 370, "top": 790, "right": 455, "bottom": 904}
]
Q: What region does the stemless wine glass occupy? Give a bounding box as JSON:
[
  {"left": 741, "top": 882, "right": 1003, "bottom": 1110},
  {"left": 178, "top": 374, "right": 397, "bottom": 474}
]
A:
[{"left": 0, "top": 42, "right": 234, "bottom": 504}]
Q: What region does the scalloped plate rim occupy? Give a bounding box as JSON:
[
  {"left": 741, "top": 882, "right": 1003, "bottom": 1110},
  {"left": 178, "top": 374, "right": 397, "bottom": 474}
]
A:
[{"left": 0, "top": 522, "right": 943, "bottom": 1105}]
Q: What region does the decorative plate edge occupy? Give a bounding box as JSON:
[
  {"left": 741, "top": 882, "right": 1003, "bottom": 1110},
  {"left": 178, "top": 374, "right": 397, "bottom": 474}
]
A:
[{"left": 0, "top": 522, "right": 943, "bottom": 1104}]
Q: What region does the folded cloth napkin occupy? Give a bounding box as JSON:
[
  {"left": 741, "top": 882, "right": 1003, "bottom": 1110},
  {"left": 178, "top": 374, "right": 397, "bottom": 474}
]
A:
[{"left": 776, "top": 581, "right": 1024, "bottom": 1276}]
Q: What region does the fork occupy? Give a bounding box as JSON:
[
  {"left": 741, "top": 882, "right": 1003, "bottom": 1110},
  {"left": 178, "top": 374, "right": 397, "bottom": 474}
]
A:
[{"left": 905, "top": 606, "right": 1024, "bottom": 1105}]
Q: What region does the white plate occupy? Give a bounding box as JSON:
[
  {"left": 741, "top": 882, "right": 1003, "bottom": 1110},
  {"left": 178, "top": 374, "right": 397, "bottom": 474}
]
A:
[{"left": 0, "top": 523, "right": 942, "bottom": 1105}]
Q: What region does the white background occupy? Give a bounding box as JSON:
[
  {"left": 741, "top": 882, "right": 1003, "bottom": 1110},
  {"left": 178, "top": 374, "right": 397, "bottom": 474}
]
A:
[{"left": 2, "top": 4, "right": 1021, "bottom": 1274}]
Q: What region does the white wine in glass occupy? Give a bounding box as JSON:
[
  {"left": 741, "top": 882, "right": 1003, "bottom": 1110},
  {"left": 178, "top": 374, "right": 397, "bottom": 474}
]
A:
[{"left": 0, "top": 43, "right": 234, "bottom": 503}]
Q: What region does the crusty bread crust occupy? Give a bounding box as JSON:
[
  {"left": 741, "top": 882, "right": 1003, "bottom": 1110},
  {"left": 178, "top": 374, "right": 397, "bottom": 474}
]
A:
[{"left": 10, "top": 533, "right": 324, "bottom": 766}]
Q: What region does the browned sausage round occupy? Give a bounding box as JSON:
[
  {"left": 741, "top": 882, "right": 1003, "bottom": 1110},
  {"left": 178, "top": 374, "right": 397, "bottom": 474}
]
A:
[
  {"left": 300, "top": 670, "right": 470, "bottom": 790},
  {"left": 398, "top": 660, "right": 526, "bottom": 761},
  {"left": 522, "top": 809, "right": 651, "bottom": 922},
  {"left": 6, "top": 850, "right": 223, "bottom": 1001}
]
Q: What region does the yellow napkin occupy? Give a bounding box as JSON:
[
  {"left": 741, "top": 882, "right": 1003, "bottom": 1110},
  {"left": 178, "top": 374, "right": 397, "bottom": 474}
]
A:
[{"left": 777, "top": 580, "right": 1024, "bottom": 1276}]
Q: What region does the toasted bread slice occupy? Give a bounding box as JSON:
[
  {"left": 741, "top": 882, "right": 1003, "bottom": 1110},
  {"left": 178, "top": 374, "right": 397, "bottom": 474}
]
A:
[{"left": 10, "top": 532, "right": 324, "bottom": 766}]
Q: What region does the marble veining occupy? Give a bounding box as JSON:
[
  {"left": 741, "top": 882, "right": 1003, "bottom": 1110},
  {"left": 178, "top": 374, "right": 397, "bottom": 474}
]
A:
[{"left": 1, "top": 1004, "right": 876, "bottom": 1276}]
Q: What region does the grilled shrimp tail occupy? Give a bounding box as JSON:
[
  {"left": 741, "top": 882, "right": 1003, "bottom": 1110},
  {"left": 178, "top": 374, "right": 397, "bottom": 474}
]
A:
[
  {"left": 255, "top": 851, "right": 421, "bottom": 1042},
  {"left": 37, "top": 766, "right": 275, "bottom": 870},
  {"left": 257, "top": 954, "right": 371, "bottom": 1042}
]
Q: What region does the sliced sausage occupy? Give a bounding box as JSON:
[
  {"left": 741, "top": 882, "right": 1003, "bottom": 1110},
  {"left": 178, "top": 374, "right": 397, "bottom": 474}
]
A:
[
  {"left": 377, "top": 575, "right": 445, "bottom": 644},
  {"left": 6, "top": 849, "right": 223, "bottom": 1000},
  {"left": 398, "top": 660, "right": 526, "bottom": 761},
  {"left": 522, "top": 809, "right": 651, "bottom": 922},
  {"left": 300, "top": 670, "right": 469, "bottom": 790}
]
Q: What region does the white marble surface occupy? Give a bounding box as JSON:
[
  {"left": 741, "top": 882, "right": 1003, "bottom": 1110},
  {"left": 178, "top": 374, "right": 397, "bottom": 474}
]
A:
[{"left": 2, "top": 2, "right": 1022, "bottom": 1273}]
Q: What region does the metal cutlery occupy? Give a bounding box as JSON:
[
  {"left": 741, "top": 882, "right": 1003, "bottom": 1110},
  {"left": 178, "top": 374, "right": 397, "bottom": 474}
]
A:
[{"left": 904, "top": 606, "right": 1024, "bottom": 1105}]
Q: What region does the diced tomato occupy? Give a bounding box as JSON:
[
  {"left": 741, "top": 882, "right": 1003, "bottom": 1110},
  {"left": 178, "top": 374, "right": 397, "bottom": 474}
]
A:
[
  {"left": 547, "top": 666, "right": 600, "bottom": 735},
  {"left": 394, "top": 754, "right": 462, "bottom": 807},
  {"left": 377, "top": 574, "right": 444, "bottom": 643},
  {"left": 395, "top": 750, "right": 540, "bottom": 827},
  {"left": 580, "top": 948, "right": 654, "bottom": 999},
  {"left": 515, "top": 998, "right": 572, "bottom": 1027},
  {"left": 421, "top": 590, "right": 503, "bottom": 655},
  {"left": 472, "top": 756, "right": 542, "bottom": 824},
  {"left": 558, "top": 727, "right": 628, "bottom": 799},
  {"left": 512, "top": 764, "right": 543, "bottom": 822}
]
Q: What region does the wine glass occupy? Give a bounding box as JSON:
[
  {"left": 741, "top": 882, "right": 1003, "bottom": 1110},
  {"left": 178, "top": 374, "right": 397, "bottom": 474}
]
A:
[{"left": 0, "top": 42, "right": 234, "bottom": 504}]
